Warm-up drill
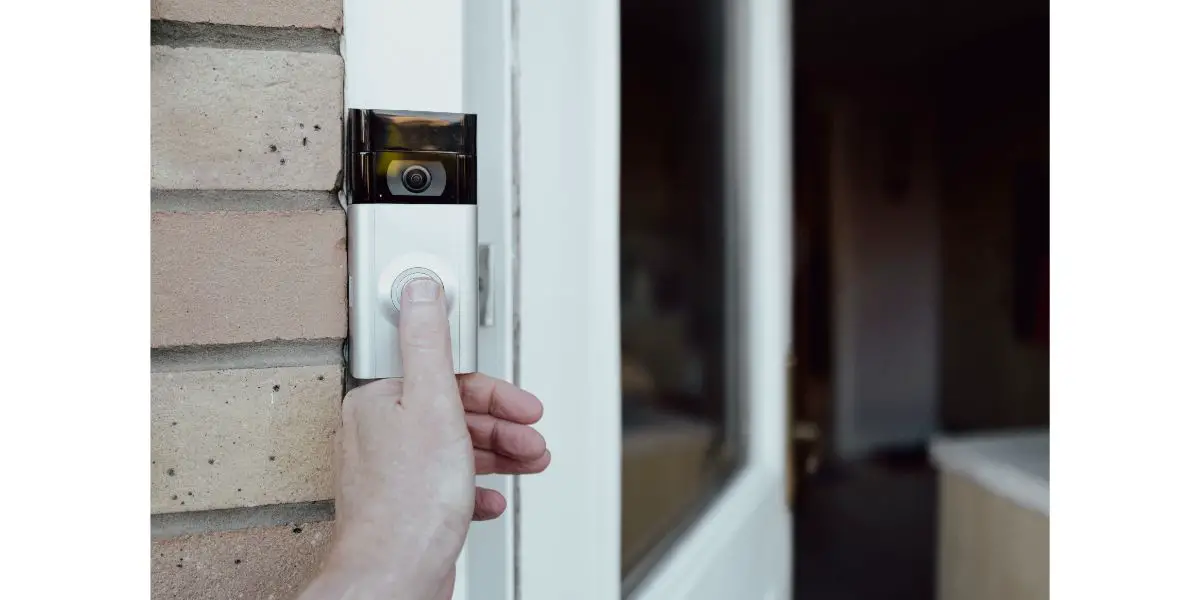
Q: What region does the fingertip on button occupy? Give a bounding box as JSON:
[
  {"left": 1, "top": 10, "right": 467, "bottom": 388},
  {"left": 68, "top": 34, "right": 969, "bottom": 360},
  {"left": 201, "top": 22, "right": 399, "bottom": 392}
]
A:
[
  {"left": 390, "top": 268, "right": 451, "bottom": 312},
  {"left": 403, "top": 276, "right": 441, "bottom": 302}
]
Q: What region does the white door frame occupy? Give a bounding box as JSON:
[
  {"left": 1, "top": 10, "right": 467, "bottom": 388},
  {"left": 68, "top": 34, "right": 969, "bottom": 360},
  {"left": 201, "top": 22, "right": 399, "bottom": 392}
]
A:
[
  {"left": 511, "top": 0, "right": 624, "bottom": 597},
  {"left": 513, "top": 0, "right": 794, "bottom": 598},
  {"left": 347, "top": 0, "right": 792, "bottom": 597}
]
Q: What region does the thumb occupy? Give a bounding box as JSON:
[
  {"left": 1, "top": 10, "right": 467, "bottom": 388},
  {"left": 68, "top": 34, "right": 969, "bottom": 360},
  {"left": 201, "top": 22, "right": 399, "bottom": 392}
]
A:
[{"left": 397, "top": 277, "right": 458, "bottom": 404}]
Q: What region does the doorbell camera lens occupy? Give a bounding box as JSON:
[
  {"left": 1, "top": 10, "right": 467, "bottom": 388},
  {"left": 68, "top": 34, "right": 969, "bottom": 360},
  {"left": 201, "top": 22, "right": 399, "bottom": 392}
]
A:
[
  {"left": 385, "top": 159, "right": 447, "bottom": 197},
  {"left": 346, "top": 109, "right": 477, "bottom": 205},
  {"left": 401, "top": 165, "right": 432, "bottom": 193}
]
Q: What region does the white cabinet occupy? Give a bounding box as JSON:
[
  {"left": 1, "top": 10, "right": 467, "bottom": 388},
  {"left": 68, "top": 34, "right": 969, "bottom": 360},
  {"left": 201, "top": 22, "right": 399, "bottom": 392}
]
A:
[{"left": 932, "top": 430, "right": 1049, "bottom": 600}]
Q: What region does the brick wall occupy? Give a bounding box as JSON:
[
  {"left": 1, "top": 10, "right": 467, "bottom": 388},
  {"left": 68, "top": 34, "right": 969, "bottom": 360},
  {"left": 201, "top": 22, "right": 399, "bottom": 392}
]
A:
[{"left": 150, "top": 3, "right": 345, "bottom": 598}]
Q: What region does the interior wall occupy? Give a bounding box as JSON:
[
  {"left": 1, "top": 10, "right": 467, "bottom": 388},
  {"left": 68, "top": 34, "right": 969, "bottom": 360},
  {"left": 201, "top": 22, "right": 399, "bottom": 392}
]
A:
[{"left": 828, "top": 95, "right": 940, "bottom": 458}]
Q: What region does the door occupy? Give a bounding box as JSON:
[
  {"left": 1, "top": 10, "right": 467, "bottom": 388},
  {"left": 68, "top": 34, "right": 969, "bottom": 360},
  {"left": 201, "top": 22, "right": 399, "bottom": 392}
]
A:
[{"left": 514, "top": 0, "right": 794, "bottom": 598}]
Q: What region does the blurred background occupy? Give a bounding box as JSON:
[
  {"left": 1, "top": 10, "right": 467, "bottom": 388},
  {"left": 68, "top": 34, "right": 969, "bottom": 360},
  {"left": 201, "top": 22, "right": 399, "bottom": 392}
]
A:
[{"left": 617, "top": 0, "right": 1048, "bottom": 597}]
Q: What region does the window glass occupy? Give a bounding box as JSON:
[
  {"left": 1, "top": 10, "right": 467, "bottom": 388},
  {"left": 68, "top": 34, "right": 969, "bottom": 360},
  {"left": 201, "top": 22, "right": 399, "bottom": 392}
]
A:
[{"left": 619, "top": 0, "right": 741, "bottom": 584}]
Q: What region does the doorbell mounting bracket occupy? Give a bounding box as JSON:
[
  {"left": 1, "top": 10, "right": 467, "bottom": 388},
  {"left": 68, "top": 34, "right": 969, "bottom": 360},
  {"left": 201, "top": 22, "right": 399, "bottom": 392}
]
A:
[{"left": 345, "top": 109, "right": 478, "bottom": 380}]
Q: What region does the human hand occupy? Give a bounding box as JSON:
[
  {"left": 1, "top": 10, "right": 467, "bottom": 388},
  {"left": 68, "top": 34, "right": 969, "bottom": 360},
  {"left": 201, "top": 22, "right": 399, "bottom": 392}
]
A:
[{"left": 299, "top": 278, "right": 550, "bottom": 600}]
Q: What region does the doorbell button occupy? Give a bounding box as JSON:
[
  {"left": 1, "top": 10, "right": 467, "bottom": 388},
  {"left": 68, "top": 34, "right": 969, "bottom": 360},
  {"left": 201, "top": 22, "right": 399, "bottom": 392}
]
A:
[{"left": 390, "top": 267, "right": 453, "bottom": 313}]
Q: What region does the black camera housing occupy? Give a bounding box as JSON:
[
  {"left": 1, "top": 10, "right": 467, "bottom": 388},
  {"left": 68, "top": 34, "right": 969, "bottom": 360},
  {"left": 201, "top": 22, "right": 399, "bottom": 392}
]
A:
[{"left": 345, "top": 109, "right": 478, "bottom": 205}]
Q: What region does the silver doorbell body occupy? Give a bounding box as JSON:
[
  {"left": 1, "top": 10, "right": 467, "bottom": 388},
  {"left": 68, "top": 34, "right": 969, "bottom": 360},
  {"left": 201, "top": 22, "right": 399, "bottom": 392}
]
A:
[{"left": 346, "top": 109, "right": 478, "bottom": 379}]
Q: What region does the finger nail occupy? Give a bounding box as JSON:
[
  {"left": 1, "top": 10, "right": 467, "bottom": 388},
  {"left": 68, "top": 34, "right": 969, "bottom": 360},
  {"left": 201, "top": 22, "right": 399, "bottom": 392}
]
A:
[{"left": 403, "top": 277, "right": 441, "bottom": 303}]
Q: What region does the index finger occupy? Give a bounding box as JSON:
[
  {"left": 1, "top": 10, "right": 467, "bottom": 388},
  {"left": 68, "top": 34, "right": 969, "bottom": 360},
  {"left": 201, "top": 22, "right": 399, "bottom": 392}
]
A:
[{"left": 397, "top": 277, "right": 459, "bottom": 404}]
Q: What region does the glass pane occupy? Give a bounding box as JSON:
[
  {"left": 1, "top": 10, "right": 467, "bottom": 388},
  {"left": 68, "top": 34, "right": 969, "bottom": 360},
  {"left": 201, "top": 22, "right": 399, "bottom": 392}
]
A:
[{"left": 620, "top": 0, "right": 739, "bottom": 584}]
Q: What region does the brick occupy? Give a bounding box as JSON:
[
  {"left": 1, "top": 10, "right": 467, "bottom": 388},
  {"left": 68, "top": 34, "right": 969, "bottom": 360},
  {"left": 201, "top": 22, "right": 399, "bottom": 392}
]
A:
[
  {"left": 152, "top": 0, "right": 343, "bottom": 30},
  {"left": 152, "top": 365, "right": 341, "bottom": 513},
  {"left": 151, "top": 46, "right": 342, "bottom": 190},
  {"left": 152, "top": 522, "right": 334, "bottom": 600},
  {"left": 151, "top": 210, "right": 346, "bottom": 347}
]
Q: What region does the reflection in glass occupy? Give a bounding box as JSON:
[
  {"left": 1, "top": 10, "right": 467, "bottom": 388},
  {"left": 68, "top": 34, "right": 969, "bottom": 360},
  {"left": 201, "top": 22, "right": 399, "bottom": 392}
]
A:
[{"left": 620, "top": 0, "right": 739, "bottom": 584}]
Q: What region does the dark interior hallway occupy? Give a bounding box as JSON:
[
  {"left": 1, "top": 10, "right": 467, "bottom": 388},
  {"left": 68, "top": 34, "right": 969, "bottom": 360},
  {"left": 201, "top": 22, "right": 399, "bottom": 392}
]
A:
[{"left": 793, "top": 457, "right": 937, "bottom": 600}]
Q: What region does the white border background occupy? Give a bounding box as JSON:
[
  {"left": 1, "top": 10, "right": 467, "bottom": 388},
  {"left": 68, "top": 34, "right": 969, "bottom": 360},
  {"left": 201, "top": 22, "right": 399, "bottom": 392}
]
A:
[
  {"left": 1, "top": 0, "right": 151, "bottom": 595},
  {"left": 3, "top": 0, "right": 1200, "bottom": 597},
  {"left": 1047, "top": 0, "right": 1200, "bottom": 597}
]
